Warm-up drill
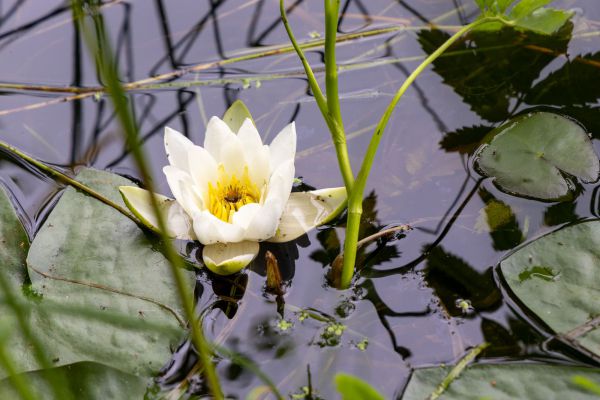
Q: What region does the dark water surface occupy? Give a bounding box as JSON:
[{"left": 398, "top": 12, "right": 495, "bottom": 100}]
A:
[{"left": 1, "top": 0, "right": 600, "bottom": 398}]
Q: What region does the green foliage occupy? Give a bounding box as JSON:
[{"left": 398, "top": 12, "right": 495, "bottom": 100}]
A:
[
  {"left": 223, "top": 100, "right": 255, "bottom": 133},
  {"left": 419, "top": 28, "right": 570, "bottom": 122},
  {"left": 474, "top": 112, "right": 599, "bottom": 200},
  {"left": 335, "top": 373, "right": 385, "bottom": 400},
  {"left": 403, "top": 364, "right": 600, "bottom": 399},
  {"left": 25, "top": 168, "right": 194, "bottom": 376},
  {"left": 0, "top": 362, "right": 147, "bottom": 399},
  {"left": 474, "top": 0, "right": 572, "bottom": 35},
  {"left": 500, "top": 220, "right": 600, "bottom": 358}
]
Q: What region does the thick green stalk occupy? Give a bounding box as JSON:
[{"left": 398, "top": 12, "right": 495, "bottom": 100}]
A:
[
  {"left": 324, "top": 0, "right": 343, "bottom": 126},
  {"left": 280, "top": 0, "right": 355, "bottom": 191},
  {"left": 71, "top": 2, "right": 223, "bottom": 398},
  {"left": 340, "top": 17, "right": 503, "bottom": 288}
]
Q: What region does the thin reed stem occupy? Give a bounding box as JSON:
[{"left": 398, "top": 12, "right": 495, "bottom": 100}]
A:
[{"left": 71, "top": 1, "right": 223, "bottom": 398}]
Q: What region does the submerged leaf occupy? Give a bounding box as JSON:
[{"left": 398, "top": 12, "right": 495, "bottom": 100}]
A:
[{"left": 474, "top": 112, "right": 599, "bottom": 200}]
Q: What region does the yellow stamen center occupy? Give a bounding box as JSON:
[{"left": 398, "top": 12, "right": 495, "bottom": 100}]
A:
[{"left": 208, "top": 165, "right": 260, "bottom": 223}]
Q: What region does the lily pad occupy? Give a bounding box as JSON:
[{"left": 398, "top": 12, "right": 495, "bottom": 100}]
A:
[
  {"left": 25, "top": 168, "right": 195, "bottom": 376},
  {"left": 500, "top": 220, "right": 600, "bottom": 357},
  {"left": 0, "top": 362, "right": 148, "bottom": 399},
  {"left": 474, "top": 112, "right": 599, "bottom": 200},
  {"left": 403, "top": 364, "right": 600, "bottom": 399}
]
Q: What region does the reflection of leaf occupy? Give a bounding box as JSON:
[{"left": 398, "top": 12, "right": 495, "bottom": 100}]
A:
[
  {"left": 544, "top": 201, "right": 578, "bottom": 227},
  {"left": 425, "top": 246, "right": 501, "bottom": 316},
  {"left": 527, "top": 53, "right": 600, "bottom": 106},
  {"left": 500, "top": 220, "right": 600, "bottom": 358},
  {"left": 439, "top": 125, "right": 492, "bottom": 154},
  {"left": 475, "top": 112, "right": 599, "bottom": 200},
  {"left": 477, "top": 188, "right": 524, "bottom": 250},
  {"left": 0, "top": 362, "right": 147, "bottom": 399},
  {"left": 26, "top": 169, "right": 195, "bottom": 376},
  {"left": 480, "top": 318, "right": 521, "bottom": 357},
  {"left": 418, "top": 27, "right": 570, "bottom": 122},
  {"left": 403, "top": 364, "right": 600, "bottom": 399}
]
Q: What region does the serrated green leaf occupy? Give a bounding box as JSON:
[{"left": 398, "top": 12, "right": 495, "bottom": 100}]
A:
[
  {"left": 222, "top": 100, "right": 255, "bottom": 133},
  {"left": 514, "top": 7, "right": 573, "bottom": 35},
  {"left": 335, "top": 373, "right": 385, "bottom": 400},
  {"left": 497, "top": 0, "right": 517, "bottom": 12},
  {"left": 509, "top": 0, "right": 553, "bottom": 19}
]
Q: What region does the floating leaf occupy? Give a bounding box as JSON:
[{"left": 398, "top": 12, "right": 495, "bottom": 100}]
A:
[
  {"left": 474, "top": 112, "right": 599, "bottom": 200},
  {"left": 403, "top": 364, "right": 600, "bottom": 399},
  {"left": 222, "top": 100, "right": 255, "bottom": 133},
  {"left": 335, "top": 373, "right": 385, "bottom": 400},
  {"left": 26, "top": 169, "right": 195, "bottom": 376},
  {"left": 0, "top": 185, "right": 29, "bottom": 288},
  {"left": 500, "top": 220, "right": 600, "bottom": 358},
  {"left": 0, "top": 362, "right": 147, "bottom": 399}
]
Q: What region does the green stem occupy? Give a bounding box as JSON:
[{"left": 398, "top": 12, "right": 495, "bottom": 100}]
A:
[
  {"left": 324, "top": 0, "right": 343, "bottom": 125},
  {"left": 428, "top": 342, "right": 489, "bottom": 400},
  {"left": 280, "top": 0, "right": 355, "bottom": 191},
  {"left": 340, "top": 16, "right": 503, "bottom": 288},
  {"left": 71, "top": 2, "right": 223, "bottom": 398},
  {"left": 0, "top": 140, "right": 136, "bottom": 223}
]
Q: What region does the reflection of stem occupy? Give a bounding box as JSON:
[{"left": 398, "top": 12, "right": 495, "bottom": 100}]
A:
[
  {"left": 365, "top": 178, "right": 483, "bottom": 279},
  {"left": 28, "top": 264, "right": 186, "bottom": 327},
  {"left": 332, "top": 224, "right": 411, "bottom": 268},
  {"left": 0, "top": 140, "right": 136, "bottom": 222},
  {"left": 341, "top": 17, "right": 506, "bottom": 289}
]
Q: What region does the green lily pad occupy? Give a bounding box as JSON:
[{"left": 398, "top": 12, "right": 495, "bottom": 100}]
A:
[
  {"left": 474, "top": 112, "right": 599, "bottom": 200},
  {"left": 25, "top": 168, "right": 195, "bottom": 376},
  {"left": 500, "top": 220, "right": 600, "bottom": 357},
  {"left": 0, "top": 362, "right": 148, "bottom": 399},
  {"left": 403, "top": 364, "right": 600, "bottom": 399}
]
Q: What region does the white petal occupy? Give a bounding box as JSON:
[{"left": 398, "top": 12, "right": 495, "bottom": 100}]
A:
[
  {"left": 242, "top": 198, "right": 283, "bottom": 241},
  {"left": 265, "top": 159, "right": 295, "bottom": 206},
  {"left": 192, "top": 210, "right": 245, "bottom": 244},
  {"left": 204, "top": 116, "right": 236, "bottom": 161},
  {"left": 231, "top": 203, "right": 261, "bottom": 230},
  {"left": 269, "top": 122, "right": 296, "bottom": 170},
  {"left": 219, "top": 134, "right": 246, "bottom": 177},
  {"left": 237, "top": 118, "right": 263, "bottom": 153},
  {"left": 187, "top": 145, "right": 218, "bottom": 203},
  {"left": 119, "top": 186, "right": 195, "bottom": 240},
  {"left": 268, "top": 187, "right": 347, "bottom": 243},
  {"left": 246, "top": 145, "right": 271, "bottom": 190},
  {"left": 164, "top": 127, "right": 193, "bottom": 171},
  {"left": 202, "top": 241, "right": 259, "bottom": 275},
  {"left": 163, "top": 165, "right": 202, "bottom": 216}
]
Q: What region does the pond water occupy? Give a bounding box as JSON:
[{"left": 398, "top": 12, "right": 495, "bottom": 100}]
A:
[{"left": 1, "top": 0, "right": 599, "bottom": 398}]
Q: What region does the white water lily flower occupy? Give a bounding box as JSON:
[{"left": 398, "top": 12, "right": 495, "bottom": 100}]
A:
[{"left": 119, "top": 116, "right": 346, "bottom": 275}]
